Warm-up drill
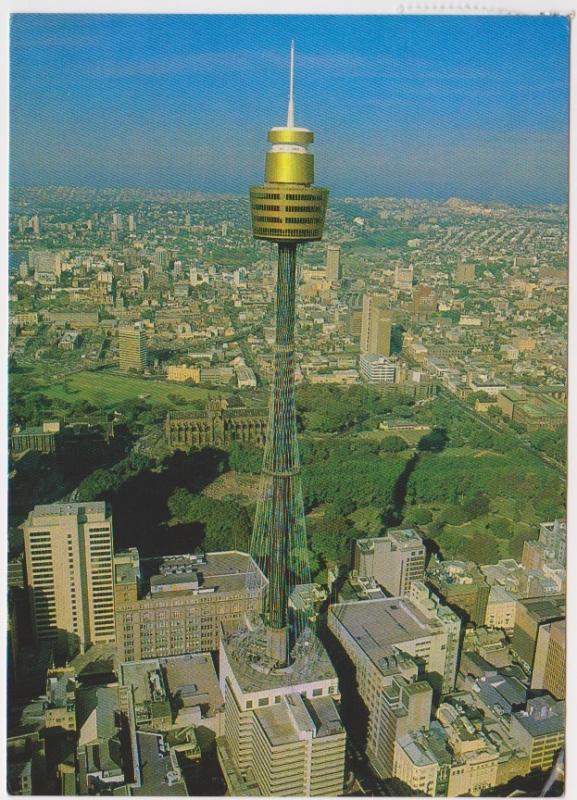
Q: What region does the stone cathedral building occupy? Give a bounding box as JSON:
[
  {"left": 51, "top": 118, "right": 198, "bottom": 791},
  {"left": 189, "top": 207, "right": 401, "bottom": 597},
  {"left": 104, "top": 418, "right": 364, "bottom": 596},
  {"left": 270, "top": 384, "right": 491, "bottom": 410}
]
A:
[{"left": 165, "top": 398, "right": 268, "bottom": 451}]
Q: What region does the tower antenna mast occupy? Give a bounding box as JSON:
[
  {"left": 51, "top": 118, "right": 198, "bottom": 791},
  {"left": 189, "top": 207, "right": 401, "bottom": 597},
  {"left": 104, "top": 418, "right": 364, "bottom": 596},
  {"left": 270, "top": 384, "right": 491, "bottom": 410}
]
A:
[{"left": 287, "top": 40, "right": 295, "bottom": 128}]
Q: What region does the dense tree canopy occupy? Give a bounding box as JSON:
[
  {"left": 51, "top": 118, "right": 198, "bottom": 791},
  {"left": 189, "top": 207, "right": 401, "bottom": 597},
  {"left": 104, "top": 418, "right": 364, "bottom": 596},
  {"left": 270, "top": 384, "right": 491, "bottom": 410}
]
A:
[{"left": 168, "top": 488, "right": 251, "bottom": 551}]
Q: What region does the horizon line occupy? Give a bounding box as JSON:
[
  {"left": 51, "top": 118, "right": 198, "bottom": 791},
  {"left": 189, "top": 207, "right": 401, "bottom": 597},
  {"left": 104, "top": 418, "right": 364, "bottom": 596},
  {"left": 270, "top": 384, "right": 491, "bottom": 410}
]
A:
[{"left": 9, "top": 183, "right": 569, "bottom": 209}]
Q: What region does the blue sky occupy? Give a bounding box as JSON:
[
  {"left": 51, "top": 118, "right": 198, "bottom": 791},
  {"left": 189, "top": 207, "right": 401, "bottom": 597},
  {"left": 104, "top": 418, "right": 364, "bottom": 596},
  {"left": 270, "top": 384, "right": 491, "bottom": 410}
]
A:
[{"left": 10, "top": 14, "right": 569, "bottom": 203}]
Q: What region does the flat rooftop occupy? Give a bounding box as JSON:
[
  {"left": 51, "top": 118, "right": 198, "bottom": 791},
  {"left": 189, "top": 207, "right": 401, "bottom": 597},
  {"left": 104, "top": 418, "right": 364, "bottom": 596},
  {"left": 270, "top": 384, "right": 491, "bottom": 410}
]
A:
[
  {"left": 139, "top": 551, "right": 265, "bottom": 599},
  {"left": 132, "top": 731, "right": 187, "bottom": 796},
  {"left": 254, "top": 693, "right": 344, "bottom": 747},
  {"left": 160, "top": 653, "right": 223, "bottom": 718},
  {"left": 330, "top": 597, "right": 444, "bottom": 670},
  {"left": 28, "top": 501, "right": 107, "bottom": 520},
  {"left": 119, "top": 661, "right": 168, "bottom": 707},
  {"left": 517, "top": 594, "right": 565, "bottom": 621}
]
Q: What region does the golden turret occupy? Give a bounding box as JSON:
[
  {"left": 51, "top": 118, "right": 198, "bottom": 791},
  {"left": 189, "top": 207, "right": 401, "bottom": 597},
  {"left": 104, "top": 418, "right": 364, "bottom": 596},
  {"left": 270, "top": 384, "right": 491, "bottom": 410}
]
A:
[{"left": 250, "top": 42, "right": 328, "bottom": 242}]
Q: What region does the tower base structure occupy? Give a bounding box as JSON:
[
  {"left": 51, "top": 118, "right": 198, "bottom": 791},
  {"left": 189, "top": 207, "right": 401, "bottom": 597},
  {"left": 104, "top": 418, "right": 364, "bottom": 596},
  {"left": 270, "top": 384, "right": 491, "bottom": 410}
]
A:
[{"left": 217, "top": 621, "right": 347, "bottom": 797}]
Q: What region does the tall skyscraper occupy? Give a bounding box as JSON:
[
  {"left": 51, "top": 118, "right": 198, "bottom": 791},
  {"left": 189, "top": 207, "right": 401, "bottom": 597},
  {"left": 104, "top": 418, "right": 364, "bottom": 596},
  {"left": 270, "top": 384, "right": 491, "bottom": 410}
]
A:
[
  {"left": 326, "top": 244, "right": 342, "bottom": 281},
  {"left": 119, "top": 323, "right": 148, "bottom": 372},
  {"left": 23, "top": 502, "right": 115, "bottom": 658},
  {"left": 217, "top": 44, "right": 346, "bottom": 797},
  {"left": 361, "top": 293, "right": 392, "bottom": 356}
]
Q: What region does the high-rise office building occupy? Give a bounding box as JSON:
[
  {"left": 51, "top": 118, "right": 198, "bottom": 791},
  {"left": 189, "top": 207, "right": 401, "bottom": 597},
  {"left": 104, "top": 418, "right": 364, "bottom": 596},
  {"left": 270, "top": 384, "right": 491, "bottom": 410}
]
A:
[
  {"left": 153, "top": 246, "right": 168, "bottom": 272},
  {"left": 127, "top": 213, "right": 136, "bottom": 233},
  {"left": 217, "top": 44, "right": 346, "bottom": 797},
  {"left": 530, "top": 619, "right": 565, "bottom": 700},
  {"left": 329, "top": 581, "right": 461, "bottom": 699},
  {"left": 325, "top": 244, "right": 342, "bottom": 281},
  {"left": 361, "top": 293, "right": 392, "bottom": 356},
  {"left": 119, "top": 323, "right": 147, "bottom": 372},
  {"left": 354, "top": 529, "right": 426, "bottom": 597},
  {"left": 23, "top": 502, "right": 115, "bottom": 658},
  {"left": 31, "top": 214, "right": 41, "bottom": 236}
]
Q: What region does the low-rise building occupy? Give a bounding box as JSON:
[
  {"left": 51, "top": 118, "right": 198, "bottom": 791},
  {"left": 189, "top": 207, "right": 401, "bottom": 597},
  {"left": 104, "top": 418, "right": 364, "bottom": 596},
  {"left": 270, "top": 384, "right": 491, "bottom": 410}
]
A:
[
  {"left": 44, "top": 667, "right": 77, "bottom": 732},
  {"left": 510, "top": 695, "right": 564, "bottom": 773},
  {"left": 354, "top": 529, "right": 426, "bottom": 597},
  {"left": 359, "top": 354, "right": 397, "bottom": 384},
  {"left": 427, "top": 558, "right": 490, "bottom": 627},
  {"left": 167, "top": 364, "right": 201, "bottom": 383}
]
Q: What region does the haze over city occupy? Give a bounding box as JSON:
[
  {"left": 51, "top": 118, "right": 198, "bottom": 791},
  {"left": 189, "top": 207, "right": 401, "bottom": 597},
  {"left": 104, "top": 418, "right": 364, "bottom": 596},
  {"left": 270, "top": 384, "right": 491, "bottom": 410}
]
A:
[{"left": 10, "top": 13, "right": 569, "bottom": 202}]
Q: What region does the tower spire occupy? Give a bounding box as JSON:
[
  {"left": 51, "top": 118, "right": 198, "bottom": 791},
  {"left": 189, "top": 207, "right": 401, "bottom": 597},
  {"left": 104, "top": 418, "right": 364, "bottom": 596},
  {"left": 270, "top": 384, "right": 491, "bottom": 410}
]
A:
[{"left": 287, "top": 40, "right": 295, "bottom": 128}]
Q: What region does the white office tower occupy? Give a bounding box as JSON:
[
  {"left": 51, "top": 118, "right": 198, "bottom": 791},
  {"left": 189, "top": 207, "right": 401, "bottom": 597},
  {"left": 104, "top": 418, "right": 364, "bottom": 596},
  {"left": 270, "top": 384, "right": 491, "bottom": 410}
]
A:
[
  {"left": 359, "top": 353, "right": 397, "bottom": 384},
  {"left": 23, "top": 502, "right": 115, "bottom": 659},
  {"left": 218, "top": 634, "right": 346, "bottom": 796}
]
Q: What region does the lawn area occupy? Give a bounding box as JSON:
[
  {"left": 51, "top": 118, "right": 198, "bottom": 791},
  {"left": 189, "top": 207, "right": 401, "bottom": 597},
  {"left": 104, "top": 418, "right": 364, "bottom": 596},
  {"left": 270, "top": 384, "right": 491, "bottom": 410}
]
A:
[
  {"left": 356, "top": 427, "right": 431, "bottom": 447},
  {"left": 202, "top": 471, "right": 261, "bottom": 505},
  {"left": 36, "top": 370, "right": 223, "bottom": 409}
]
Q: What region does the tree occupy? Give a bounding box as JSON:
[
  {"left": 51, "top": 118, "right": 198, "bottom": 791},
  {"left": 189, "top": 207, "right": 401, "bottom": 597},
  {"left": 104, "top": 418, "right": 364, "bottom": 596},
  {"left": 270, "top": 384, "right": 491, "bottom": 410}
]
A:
[
  {"left": 463, "top": 492, "right": 490, "bottom": 520},
  {"left": 228, "top": 441, "right": 263, "bottom": 474},
  {"left": 379, "top": 435, "right": 408, "bottom": 453},
  {"left": 417, "top": 427, "right": 448, "bottom": 453},
  {"left": 308, "top": 515, "right": 355, "bottom": 565},
  {"left": 439, "top": 505, "right": 468, "bottom": 526},
  {"left": 462, "top": 533, "right": 500, "bottom": 564},
  {"left": 489, "top": 517, "right": 512, "bottom": 539},
  {"left": 403, "top": 507, "right": 433, "bottom": 526},
  {"left": 167, "top": 488, "right": 251, "bottom": 551}
]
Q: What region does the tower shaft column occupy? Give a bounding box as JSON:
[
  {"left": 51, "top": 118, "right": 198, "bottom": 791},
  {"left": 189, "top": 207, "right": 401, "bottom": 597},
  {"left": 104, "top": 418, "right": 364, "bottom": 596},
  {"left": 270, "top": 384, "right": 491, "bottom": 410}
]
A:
[{"left": 264, "top": 243, "right": 298, "bottom": 642}]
